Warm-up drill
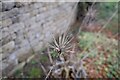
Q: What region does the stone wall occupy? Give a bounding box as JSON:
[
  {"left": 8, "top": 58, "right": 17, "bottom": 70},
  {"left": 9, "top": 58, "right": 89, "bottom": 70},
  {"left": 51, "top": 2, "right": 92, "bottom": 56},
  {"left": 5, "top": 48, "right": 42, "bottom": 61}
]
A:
[{"left": 0, "top": 2, "right": 77, "bottom": 76}]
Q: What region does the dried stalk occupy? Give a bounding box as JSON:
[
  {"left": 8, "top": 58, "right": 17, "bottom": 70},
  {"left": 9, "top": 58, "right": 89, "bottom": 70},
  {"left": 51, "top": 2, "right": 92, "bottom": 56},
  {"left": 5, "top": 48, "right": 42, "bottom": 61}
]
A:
[
  {"left": 47, "top": 48, "right": 53, "bottom": 64},
  {"left": 40, "top": 62, "right": 47, "bottom": 75},
  {"left": 45, "top": 66, "right": 54, "bottom": 80}
]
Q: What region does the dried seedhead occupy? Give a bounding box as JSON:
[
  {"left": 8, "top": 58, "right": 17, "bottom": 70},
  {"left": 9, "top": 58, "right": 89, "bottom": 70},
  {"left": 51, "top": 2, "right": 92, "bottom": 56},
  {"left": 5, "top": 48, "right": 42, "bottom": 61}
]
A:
[{"left": 49, "top": 33, "right": 74, "bottom": 61}]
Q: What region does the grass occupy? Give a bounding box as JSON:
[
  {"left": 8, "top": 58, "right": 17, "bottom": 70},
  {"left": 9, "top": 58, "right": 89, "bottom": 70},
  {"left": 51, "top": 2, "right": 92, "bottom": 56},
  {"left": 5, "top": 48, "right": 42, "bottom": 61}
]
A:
[
  {"left": 96, "top": 2, "right": 118, "bottom": 34},
  {"left": 31, "top": 60, "right": 37, "bottom": 65},
  {"left": 29, "top": 67, "right": 42, "bottom": 78},
  {"left": 39, "top": 54, "right": 48, "bottom": 62},
  {"left": 14, "top": 69, "right": 21, "bottom": 77},
  {"left": 78, "top": 31, "right": 119, "bottom": 78},
  {"left": 50, "top": 50, "right": 59, "bottom": 58}
]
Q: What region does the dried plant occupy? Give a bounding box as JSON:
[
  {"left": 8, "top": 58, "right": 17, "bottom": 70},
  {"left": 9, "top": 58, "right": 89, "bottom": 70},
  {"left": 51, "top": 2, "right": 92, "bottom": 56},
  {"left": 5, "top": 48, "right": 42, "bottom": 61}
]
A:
[
  {"left": 45, "top": 33, "right": 88, "bottom": 79},
  {"left": 49, "top": 33, "right": 74, "bottom": 61}
]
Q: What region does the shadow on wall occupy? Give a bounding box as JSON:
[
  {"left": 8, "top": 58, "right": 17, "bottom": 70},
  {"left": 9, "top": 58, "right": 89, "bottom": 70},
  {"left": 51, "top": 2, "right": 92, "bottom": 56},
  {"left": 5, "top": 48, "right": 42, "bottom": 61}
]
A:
[{"left": 70, "top": 2, "right": 93, "bottom": 35}]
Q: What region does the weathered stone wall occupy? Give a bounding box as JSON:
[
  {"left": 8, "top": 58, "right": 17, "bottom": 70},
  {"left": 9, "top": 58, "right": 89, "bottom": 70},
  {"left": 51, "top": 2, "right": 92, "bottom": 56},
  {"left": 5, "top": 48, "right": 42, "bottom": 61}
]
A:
[{"left": 0, "top": 2, "right": 77, "bottom": 76}]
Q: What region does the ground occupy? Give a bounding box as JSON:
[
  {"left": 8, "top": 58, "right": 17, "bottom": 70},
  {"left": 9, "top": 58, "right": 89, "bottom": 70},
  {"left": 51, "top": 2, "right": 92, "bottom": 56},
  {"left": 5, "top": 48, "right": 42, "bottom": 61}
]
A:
[{"left": 10, "top": 26, "right": 119, "bottom": 78}]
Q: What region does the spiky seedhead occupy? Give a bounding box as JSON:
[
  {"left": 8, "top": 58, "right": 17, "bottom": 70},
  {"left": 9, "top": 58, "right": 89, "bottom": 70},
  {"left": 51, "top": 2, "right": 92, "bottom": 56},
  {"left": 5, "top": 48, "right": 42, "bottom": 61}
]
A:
[{"left": 49, "top": 33, "right": 74, "bottom": 54}]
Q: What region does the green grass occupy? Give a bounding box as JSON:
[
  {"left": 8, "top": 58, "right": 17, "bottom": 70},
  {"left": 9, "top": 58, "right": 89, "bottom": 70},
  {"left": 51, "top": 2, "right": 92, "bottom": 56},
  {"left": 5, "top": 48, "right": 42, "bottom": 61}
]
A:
[
  {"left": 78, "top": 31, "right": 118, "bottom": 77},
  {"left": 29, "top": 67, "right": 42, "bottom": 78},
  {"left": 14, "top": 69, "right": 22, "bottom": 77},
  {"left": 31, "top": 60, "right": 37, "bottom": 64},
  {"left": 96, "top": 2, "right": 118, "bottom": 34},
  {"left": 50, "top": 50, "right": 59, "bottom": 58},
  {"left": 39, "top": 54, "right": 48, "bottom": 62}
]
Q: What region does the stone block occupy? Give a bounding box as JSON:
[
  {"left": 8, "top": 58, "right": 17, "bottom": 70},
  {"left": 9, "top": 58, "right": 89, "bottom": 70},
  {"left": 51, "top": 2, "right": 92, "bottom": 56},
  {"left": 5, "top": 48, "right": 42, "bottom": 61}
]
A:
[
  {"left": 0, "top": 54, "right": 2, "bottom": 61},
  {"left": 8, "top": 49, "right": 32, "bottom": 63},
  {"left": 1, "top": 35, "right": 12, "bottom": 46},
  {"left": 15, "top": 2, "right": 24, "bottom": 8},
  {"left": 27, "top": 28, "right": 41, "bottom": 39},
  {"left": 11, "top": 32, "right": 17, "bottom": 39},
  {"left": 22, "top": 5, "right": 32, "bottom": 13},
  {"left": 1, "top": 12, "right": 7, "bottom": 20},
  {"left": 0, "top": 62, "right": 9, "bottom": 72},
  {"left": 19, "top": 39, "right": 30, "bottom": 48},
  {"left": 35, "top": 13, "right": 48, "bottom": 22},
  {"left": 1, "top": 52, "right": 10, "bottom": 60},
  {"left": 11, "top": 16, "right": 19, "bottom": 23},
  {"left": 29, "top": 32, "right": 43, "bottom": 42},
  {"left": 25, "top": 23, "right": 40, "bottom": 32},
  {"left": 0, "top": 21, "right": 2, "bottom": 28},
  {"left": 2, "top": 2, "right": 15, "bottom": 11},
  {"left": 14, "top": 36, "right": 25, "bottom": 46},
  {"left": 17, "top": 49, "right": 33, "bottom": 62},
  {"left": 30, "top": 9, "right": 39, "bottom": 17},
  {"left": 33, "top": 3, "right": 43, "bottom": 9},
  {"left": 2, "top": 41, "right": 15, "bottom": 54},
  {"left": 2, "top": 18, "right": 12, "bottom": 27},
  {"left": 0, "top": 47, "right": 2, "bottom": 54},
  {"left": 0, "top": 29, "right": 2, "bottom": 40},
  {"left": 1, "top": 8, "right": 19, "bottom": 20},
  {"left": 24, "top": 17, "right": 36, "bottom": 28},
  {"left": 11, "top": 45, "right": 32, "bottom": 62},
  {"left": 0, "top": 2, "right": 2, "bottom": 12},
  {"left": 2, "top": 27, "right": 10, "bottom": 39},
  {"left": 44, "top": 31, "right": 53, "bottom": 42},
  {"left": 18, "top": 13, "right": 30, "bottom": 22},
  {"left": 9, "top": 8, "right": 19, "bottom": 16},
  {"left": 9, "top": 22, "right": 24, "bottom": 33},
  {"left": 30, "top": 38, "right": 41, "bottom": 47},
  {"left": 33, "top": 42, "right": 43, "bottom": 52}
]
